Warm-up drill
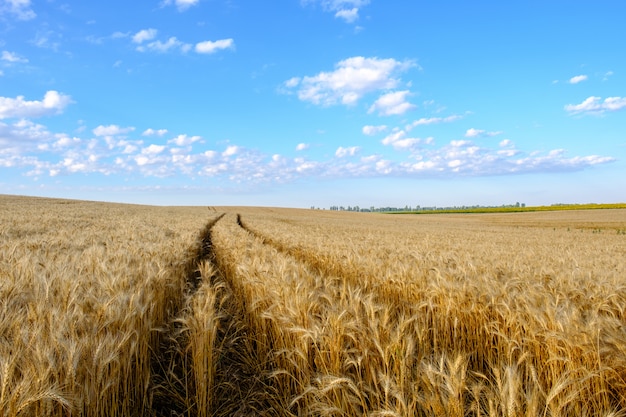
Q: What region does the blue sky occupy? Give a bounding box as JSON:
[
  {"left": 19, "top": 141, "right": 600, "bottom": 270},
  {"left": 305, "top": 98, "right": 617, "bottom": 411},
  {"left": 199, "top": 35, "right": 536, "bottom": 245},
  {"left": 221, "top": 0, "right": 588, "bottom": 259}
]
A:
[{"left": 1, "top": 0, "right": 625, "bottom": 207}]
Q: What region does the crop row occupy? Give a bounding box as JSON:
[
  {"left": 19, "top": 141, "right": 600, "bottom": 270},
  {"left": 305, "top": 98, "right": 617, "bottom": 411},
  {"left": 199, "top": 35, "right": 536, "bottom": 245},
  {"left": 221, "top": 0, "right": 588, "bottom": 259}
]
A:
[
  {"left": 233, "top": 209, "right": 626, "bottom": 415},
  {"left": 0, "top": 197, "right": 212, "bottom": 416}
]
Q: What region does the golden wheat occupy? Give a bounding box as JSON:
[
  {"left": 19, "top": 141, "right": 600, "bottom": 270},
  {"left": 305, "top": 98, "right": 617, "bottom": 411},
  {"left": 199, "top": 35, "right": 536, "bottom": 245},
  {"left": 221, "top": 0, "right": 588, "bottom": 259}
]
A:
[
  {"left": 234, "top": 207, "right": 626, "bottom": 415},
  {"left": 0, "top": 196, "right": 212, "bottom": 416},
  {"left": 2, "top": 196, "right": 625, "bottom": 416}
]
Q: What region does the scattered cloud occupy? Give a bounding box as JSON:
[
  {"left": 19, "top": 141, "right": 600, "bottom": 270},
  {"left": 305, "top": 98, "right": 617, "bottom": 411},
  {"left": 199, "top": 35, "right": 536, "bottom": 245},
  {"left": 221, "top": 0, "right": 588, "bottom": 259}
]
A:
[
  {"left": 137, "top": 36, "right": 191, "bottom": 53},
  {"left": 0, "top": 0, "right": 36, "bottom": 20},
  {"left": 368, "top": 90, "right": 416, "bottom": 116},
  {"left": 569, "top": 74, "right": 588, "bottom": 84},
  {"left": 303, "top": 0, "right": 370, "bottom": 23},
  {"left": 223, "top": 145, "right": 239, "bottom": 157},
  {"left": 168, "top": 134, "right": 201, "bottom": 146},
  {"left": 284, "top": 56, "right": 415, "bottom": 106},
  {"left": 296, "top": 143, "right": 310, "bottom": 151},
  {"left": 335, "top": 8, "right": 359, "bottom": 23},
  {"left": 2, "top": 118, "right": 615, "bottom": 184},
  {"left": 161, "top": 0, "right": 200, "bottom": 11},
  {"left": 195, "top": 38, "right": 235, "bottom": 54},
  {"left": 132, "top": 28, "right": 158, "bottom": 44},
  {"left": 284, "top": 77, "right": 300, "bottom": 88},
  {"left": 142, "top": 144, "right": 166, "bottom": 155},
  {"left": 0, "top": 91, "right": 72, "bottom": 119},
  {"left": 395, "top": 140, "right": 614, "bottom": 176},
  {"left": 464, "top": 128, "right": 503, "bottom": 138},
  {"left": 142, "top": 128, "right": 168, "bottom": 136},
  {"left": 565, "top": 96, "right": 626, "bottom": 115},
  {"left": 93, "top": 125, "right": 135, "bottom": 137},
  {"left": 0, "top": 119, "right": 54, "bottom": 150},
  {"left": 1, "top": 50, "right": 28, "bottom": 63},
  {"left": 405, "top": 115, "right": 462, "bottom": 130},
  {"left": 362, "top": 125, "right": 388, "bottom": 135},
  {"left": 603, "top": 71, "right": 614, "bottom": 81},
  {"left": 381, "top": 129, "right": 432, "bottom": 151},
  {"left": 335, "top": 146, "right": 360, "bottom": 157},
  {"left": 132, "top": 30, "right": 231, "bottom": 55}
]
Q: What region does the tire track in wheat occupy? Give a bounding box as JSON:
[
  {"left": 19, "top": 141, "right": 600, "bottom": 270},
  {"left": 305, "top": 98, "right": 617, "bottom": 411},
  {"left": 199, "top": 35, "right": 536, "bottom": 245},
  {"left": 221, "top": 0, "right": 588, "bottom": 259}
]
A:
[{"left": 153, "top": 212, "right": 280, "bottom": 416}]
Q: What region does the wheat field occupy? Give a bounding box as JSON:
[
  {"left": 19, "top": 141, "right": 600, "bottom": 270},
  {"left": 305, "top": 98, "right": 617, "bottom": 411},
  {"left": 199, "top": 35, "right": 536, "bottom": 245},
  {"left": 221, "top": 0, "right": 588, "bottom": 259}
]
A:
[{"left": 1, "top": 195, "right": 625, "bottom": 416}]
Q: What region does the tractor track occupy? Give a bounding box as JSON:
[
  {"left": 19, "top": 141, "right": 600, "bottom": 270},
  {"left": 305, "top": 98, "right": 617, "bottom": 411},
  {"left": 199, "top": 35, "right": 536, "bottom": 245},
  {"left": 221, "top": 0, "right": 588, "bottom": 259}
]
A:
[
  {"left": 233, "top": 213, "right": 436, "bottom": 337},
  {"left": 236, "top": 213, "right": 342, "bottom": 282},
  {"left": 151, "top": 212, "right": 274, "bottom": 417},
  {"left": 150, "top": 213, "right": 224, "bottom": 416}
]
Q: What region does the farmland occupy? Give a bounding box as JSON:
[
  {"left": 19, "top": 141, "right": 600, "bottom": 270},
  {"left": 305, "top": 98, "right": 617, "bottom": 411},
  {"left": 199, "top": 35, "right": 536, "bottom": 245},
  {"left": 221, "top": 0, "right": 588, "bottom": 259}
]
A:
[{"left": 1, "top": 195, "right": 626, "bottom": 416}]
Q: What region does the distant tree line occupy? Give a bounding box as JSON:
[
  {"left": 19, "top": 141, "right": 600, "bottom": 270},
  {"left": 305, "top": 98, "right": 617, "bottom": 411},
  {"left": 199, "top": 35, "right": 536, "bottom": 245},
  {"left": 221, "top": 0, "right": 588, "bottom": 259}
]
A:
[{"left": 311, "top": 202, "right": 527, "bottom": 212}]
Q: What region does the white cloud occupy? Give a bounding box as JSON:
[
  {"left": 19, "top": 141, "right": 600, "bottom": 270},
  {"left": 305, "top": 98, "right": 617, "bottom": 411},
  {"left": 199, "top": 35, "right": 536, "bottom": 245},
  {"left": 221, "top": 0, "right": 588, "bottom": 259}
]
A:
[
  {"left": 603, "top": 97, "right": 626, "bottom": 111},
  {"left": 391, "top": 137, "right": 423, "bottom": 150},
  {"left": 284, "top": 56, "right": 415, "bottom": 106},
  {"left": 569, "top": 74, "right": 588, "bottom": 84},
  {"left": 381, "top": 129, "right": 429, "bottom": 151},
  {"left": 195, "top": 38, "right": 235, "bottom": 54},
  {"left": 122, "top": 144, "right": 138, "bottom": 154},
  {"left": 464, "top": 128, "right": 503, "bottom": 138},
  {"left": 138, "top": 37, "right": 191, "bottom": 53},
  {"left": 134, "top": 155, "right": 152, "bottom": 166},
  {"left": 361, "top": 154, "right": 380, "bottom": 163},
  {"left": 0, "top": 119, "right": 52, "bottom": 150},
  {"left": 51, "top": 135, "right": 80, "bottom": 149},
  {"left": 3, "top": 137, "right": 616, "bottom": 183},
  {"left": 464, "top": 128, "right": 483, "bottom": 138},
  {"left": 565, "top": 96, "right": 626, "bottom": 115},
  {"left": 142, "top": 128, "right": 169, "bottom": 136},
  {"left": 176, "top": 0, "right": 199, "bottom": 9},
  {"left": 362, "top": 125, "right": 388, "bottom": 135},
  {"left": 450, "top": 140, "right": 471, "bottom": 148},
  {"left": 368, "top": 90, "right": 415, "bottom": 116},
  {"left": 162, "top": 0, "right": 200, "bottom": 11},
  {"left": 61, "top": 155, "right": 93, "bottom": 173},
  {"left": 296, "top": 143, "right": 310, "bottom": 151},
  {"left": 295, "top": 159, "right": 319, "bottom": 174},
  {"left": 335, "top": 8, "right": 359, "bottom": 23},
  {"left": 448, "top": 159, "right": 462, "bottom": 168},
  {"left": 1, "top": 115, "right": 616, "bottom": 185},
  {"left": 0, "top": 91, "right": 72, "bottom": 119},
  {"left": 142, "top": 144, "right": 166, "bottom": 155},
  {"left": 93, "top": 125, "right": 135, "bottom": 137},
  {"left": 335, "top": 146, "right": 360, "bottom": 157},
  {"left": 303, "top": 0, "right": 370, "bottom": 23},
  {"left": 284, "top": 77, "right": 300, "bottom": 88},
  {"left": 132, "top": 30, "right": 197, "bottom": 54},
  {"left": 0, "top": 0, "right": 36, "bottom": 20},
  {"left": 405, "top": 115, "right": 462, "bottom": 131},
  {"left": 223, "top": 145, "right": 239, "bottom": 156},
  {"left": 1, "top": 50, "right": 28, "bottom": 63},
  {"left": 168, "top": 134, "right": 201, "bottom": 146},
  {"left": 132, "top": 29, "right": 158, "bottom": 44},
  {"left": 391, "top": 139, "right": 615, "bottom": 176}
]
